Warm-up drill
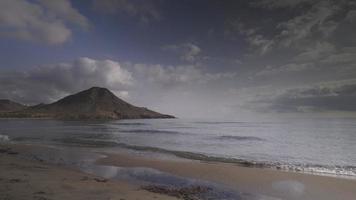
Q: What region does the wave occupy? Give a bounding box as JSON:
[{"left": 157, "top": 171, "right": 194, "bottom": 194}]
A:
[
  {"left": 194, "top": 121, "right": 248, "bottom": 125},
  {"left": 13, "top": 136, "right": 41, "bottom": 142},
  {"left": 73, "top": 133, "right": 114, "bottom": 140},
  {"left": 118, "top": 123, "right": 147, "bottom": 126},
  {"left": 216, "top": 135, "right": 264, "bottom": 141},
  {"left": 194, "top": 121, "right": 270, "bottom": 128},
  {"left": 110, "top": 122, "right": 147, "bottom": 126},
  {"left": 0, "top": 134, "right": 10, "bottom": 143},
  {"left": 118, "top": 129, "right": 184, "bottom": 135},
  {"left": 53, "top": 138, "right": 119, "bottom": 147}
]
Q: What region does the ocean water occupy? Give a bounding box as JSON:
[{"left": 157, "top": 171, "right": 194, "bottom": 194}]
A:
[{"left": 0, "top": 117, "right": 355, "bottom": 178}]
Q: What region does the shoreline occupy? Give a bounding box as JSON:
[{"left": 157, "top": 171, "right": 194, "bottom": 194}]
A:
[
  {"left": 97, "top": 151, "right": 356, "bottom": 200},
  {"left": 97, "top": 141, "right": 356, "bottom": 179},
  {"left": 18, "top": 133, "right": 355, "bottom": 179},
  {"left": 1, "top": 143, "right": 355, "bottom": 200}
]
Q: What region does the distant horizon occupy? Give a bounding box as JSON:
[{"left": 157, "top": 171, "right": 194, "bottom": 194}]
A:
[{"left": 2, "top": 85, "right": 356, "bottom": 121}]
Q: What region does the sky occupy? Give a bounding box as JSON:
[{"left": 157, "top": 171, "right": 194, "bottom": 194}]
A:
[{"left": 0, "top": 0, "right": 356, "bottom": 119}]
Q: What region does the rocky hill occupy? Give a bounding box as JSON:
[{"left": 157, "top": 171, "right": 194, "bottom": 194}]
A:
[{"left": 0, "top": 87, "right": 174, "bottom": 120}]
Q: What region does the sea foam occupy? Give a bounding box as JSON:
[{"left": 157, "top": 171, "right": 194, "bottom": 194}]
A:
[{"left": 0, "top": 134, "right": 10, "bottom": 143}]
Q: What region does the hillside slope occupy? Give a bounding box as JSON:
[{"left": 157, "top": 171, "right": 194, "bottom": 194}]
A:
[{"left": 0, "top": 100, "right": 27, "bottom": 113}]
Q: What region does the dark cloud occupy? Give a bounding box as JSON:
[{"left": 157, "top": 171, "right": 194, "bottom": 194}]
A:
[
  {"left": 228, "top": 0, "right": 355, "bottom": 56},
  {"left": 162, "top": 43, "right": 202, "bottom": 62},
  {"left": 226, "top": 21, "right": 274, "bottom": 55},
  {"left": 251, "top": 81, "right": 356, "bottom": 113},
  {"left": 250, "top": 0, "right": 317, "bottom": 9},
  {"left": 346, "top": 10, "right": 356, "bottom": 22},
  {"left": 92, "top": 0, "right": 161, "bottom": 24}
]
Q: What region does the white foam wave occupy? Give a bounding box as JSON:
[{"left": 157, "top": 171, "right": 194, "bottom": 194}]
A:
[
  {"left": 0, "top": 134, "right": 10, "bottom": 143},
  {"left": 275, "top": 164, "right": 356, "bottom": 179}
]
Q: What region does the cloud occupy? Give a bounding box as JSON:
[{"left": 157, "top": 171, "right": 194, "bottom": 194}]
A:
[
  {"left": 346, "top": 10, "right": 356, "bottom": 22},
  {"left": 133, "top": 63, "right": 236, "bottom": 87},
  {"left": 321, "top": 47, "right": 356, "bottom": 65},
  {"left": 0, "top": 0, "right": 89, "bottom": 45},
  {"left": 0, "top": 57, "right": 238, "bottom": 113},
  {"left": 0, "top": 57, "right": 133, "bottom": 104},
  {"left": 93, "top": 0, "right": 161, "bottom": 24},
  {"left": 162, "top": 43, "right": 202, "bottom": 62},
  {"left": 256, "top": 63, "right": 315, "bottom": 76},
  {"left": 226, "top": 21, "right": 274, "bottom": 55},
  {"left": 275, "top": 1, "right": 339, "bottom": 48},
  {"left": 38, "top": 0, "right": 89, "bottom": 29},
  {"left": 251, "top": 0, "right": 316, "bottom": 9},
  {"left": 293, "top": 42, "right": 335, "bottom": 62},
  {"left": 249, "top": 80, "right": 356, "bottom": 113},
  {"left": 228, "top": 1, "right": 352, "bottom": 57}
]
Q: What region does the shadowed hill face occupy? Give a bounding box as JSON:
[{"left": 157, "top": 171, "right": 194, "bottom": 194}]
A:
[
  {"left": 47, "top": 87, "right": 132, "bottom": 113},
  {"left": 0, "top": 100, "right": 27, "bottom": 113},
  {"left": 7, "top": 87, "right": 175, "bottom": 120}
]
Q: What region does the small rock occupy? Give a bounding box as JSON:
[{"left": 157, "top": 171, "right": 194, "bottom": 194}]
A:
[
  {"left": 34, "top": 191, "right": 46, "bottom": 195},
  {"left": 9, "top": 178, "right": 21, "bottom": 183},
  {"left": 94, "top": 178, "right": 108, "bottom": 183}
]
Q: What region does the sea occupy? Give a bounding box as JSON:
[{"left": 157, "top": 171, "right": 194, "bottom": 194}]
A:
[{"left": 0, "top": 117, "right": 356, "bottom": 179}]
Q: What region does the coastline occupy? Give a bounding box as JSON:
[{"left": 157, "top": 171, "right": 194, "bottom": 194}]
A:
[{"left": 1, "top": 143, "right": 356, "bottom": 200}]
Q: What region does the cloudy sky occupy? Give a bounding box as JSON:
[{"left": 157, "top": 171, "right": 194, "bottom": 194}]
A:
[{"left": 0, "top": 0, "right": 356, "bottom": 119}]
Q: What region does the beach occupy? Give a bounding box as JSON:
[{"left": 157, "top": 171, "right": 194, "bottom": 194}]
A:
[
  {"left": 0, "top": 144, "right": 180, "bottom": 200},
  {"left": 1, "top": 143, "right": 356, "bottom": 200}
]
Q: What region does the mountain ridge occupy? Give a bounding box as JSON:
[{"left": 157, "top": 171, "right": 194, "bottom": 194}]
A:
[
  {"left": 0, "top": 99, "right": 28, "bottom": 113},
  {"left": 0, "top": 87, "right": 174, "bottom": 120}
]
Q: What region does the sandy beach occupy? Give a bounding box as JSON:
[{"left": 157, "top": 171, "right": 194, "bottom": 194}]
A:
[
  {"left": 0, "top": 144, "right": 179, "bottom": 200},
  {"left": 0, "top": 143, "right": 356, "bottom": 200}
]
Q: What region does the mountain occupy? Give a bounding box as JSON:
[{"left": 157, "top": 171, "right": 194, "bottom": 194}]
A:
[
  {"left": 0, "top": 99, "right": 27, "bottom": 113},
  {"left": 0, "top": 87, "right": 175, "bottom": 120}
]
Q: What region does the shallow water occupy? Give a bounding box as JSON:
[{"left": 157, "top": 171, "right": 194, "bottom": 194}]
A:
[{"left": 0, "top": 117, "right": 356, "bottom": 177}]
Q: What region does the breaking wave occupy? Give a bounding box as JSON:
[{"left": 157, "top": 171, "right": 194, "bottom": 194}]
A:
[
  {"left": 217, "top": 135, "right": 264, "bottom": 141},
  {"left": 118, "top": 129, "right": 185, "bottom": 135},
  {"left": 0, "top": 134, "right": 10, "bottom": 143}
]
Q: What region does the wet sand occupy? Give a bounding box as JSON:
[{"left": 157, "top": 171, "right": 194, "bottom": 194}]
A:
[
  {"left": 1, "top": 143, "right": 356, "bottom": 200},
  {"left": 0, "top": 144, "right": 179, "bottom": 200}
]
